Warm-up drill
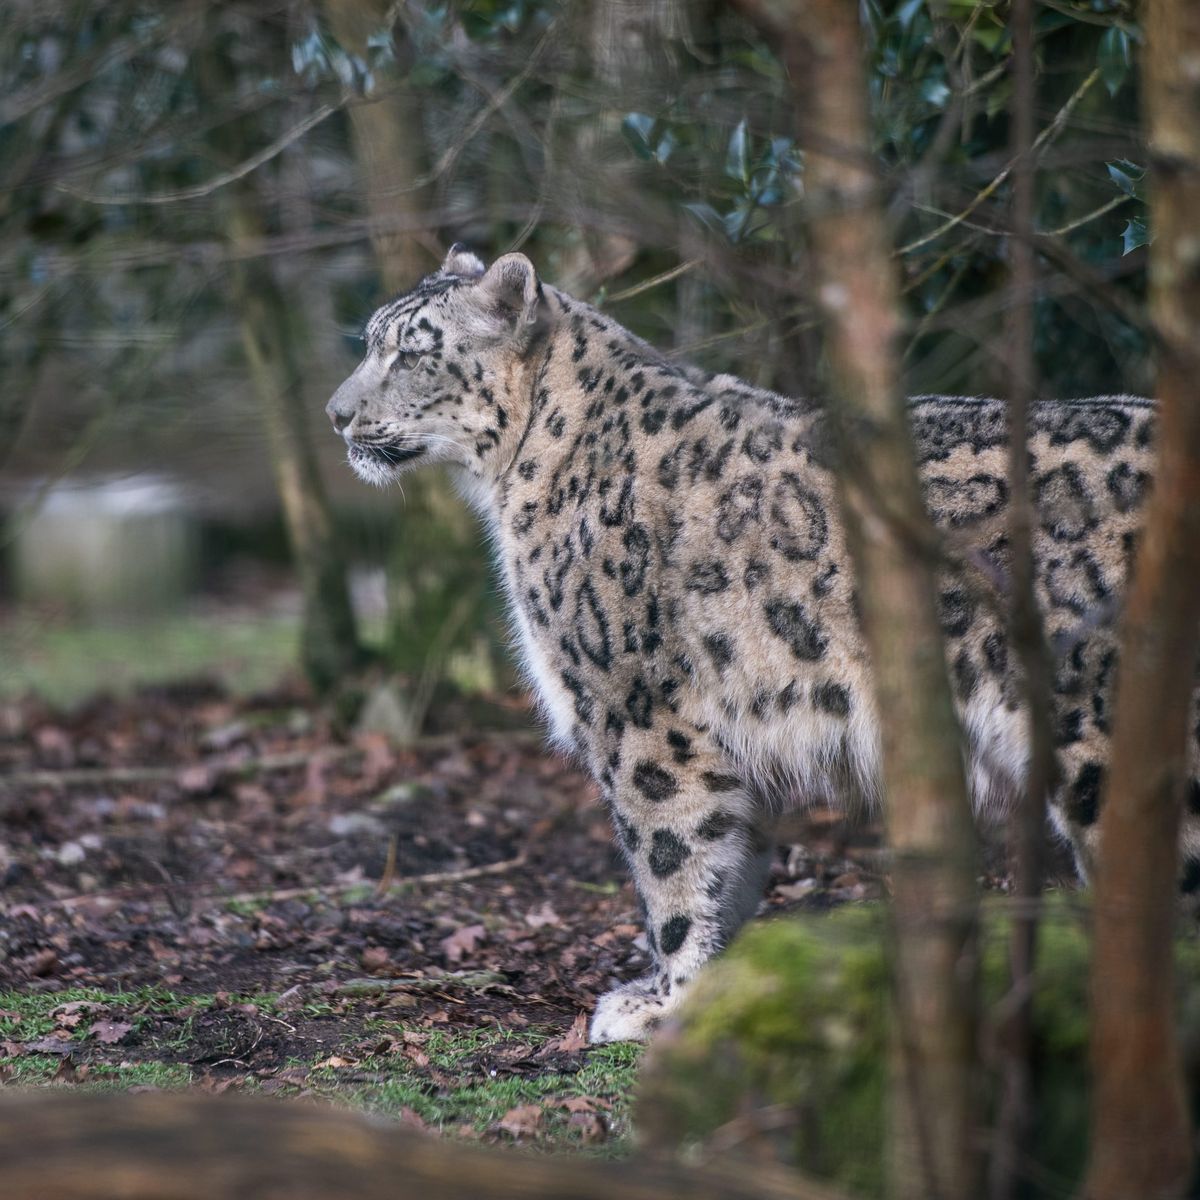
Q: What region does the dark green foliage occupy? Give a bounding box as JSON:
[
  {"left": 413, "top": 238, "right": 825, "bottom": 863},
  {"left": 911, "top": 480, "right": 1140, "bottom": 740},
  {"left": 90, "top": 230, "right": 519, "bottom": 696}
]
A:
[{"left": 1, "top": 1, "right": 1151, "bottom": 689}]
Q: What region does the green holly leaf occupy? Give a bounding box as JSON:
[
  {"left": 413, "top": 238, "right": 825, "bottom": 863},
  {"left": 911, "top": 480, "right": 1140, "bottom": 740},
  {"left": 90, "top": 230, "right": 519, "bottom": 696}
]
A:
[
  {"left": 1098, "top": 27, "right": 1131, "bottom": 96},
  {"left": 1121, "top": 217, "right": 1150, "bottom": 255},
  {"left": 621, "top": 113, "right": 656, "bottom": 162},
  {"left": 726, "top": 119, "right": 749, "bottom": 183},
  {"left": 1105, "top": 160, "right": 1144, "bottom": 198}
]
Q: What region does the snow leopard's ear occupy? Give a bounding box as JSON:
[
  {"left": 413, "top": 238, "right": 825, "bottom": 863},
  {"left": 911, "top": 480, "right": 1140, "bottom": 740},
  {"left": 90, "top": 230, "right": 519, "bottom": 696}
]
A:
[
  {"left": 440, "top": 243, "right": 486, "bottom": 279},
  {"left": 475, "top": 253, "right": 543, "bottom": 331}
]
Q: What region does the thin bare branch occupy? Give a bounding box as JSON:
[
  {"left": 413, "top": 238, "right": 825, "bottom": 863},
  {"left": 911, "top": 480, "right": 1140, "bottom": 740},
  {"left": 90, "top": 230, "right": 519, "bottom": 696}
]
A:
[
  {"left": 898, "top": 68, "right": 1101, "bottom": 255},
  {"left": 605, "top": 258, "right": 702, "bottom": 304},
  {"left": 990, "top": 3, "right": 1057, "bottom": 1194},
  {"left": 57, "top": 102, "right": 343, "bottom": 206},
  {"left": 0, "top": 9, "right": 200, "bottom": 128}
]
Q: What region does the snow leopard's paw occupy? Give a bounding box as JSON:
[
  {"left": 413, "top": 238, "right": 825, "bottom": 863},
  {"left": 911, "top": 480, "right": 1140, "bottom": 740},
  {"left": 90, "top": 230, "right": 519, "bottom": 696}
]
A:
[{"left": 589, "top": 976, "right": 687, "bottom": 1043}]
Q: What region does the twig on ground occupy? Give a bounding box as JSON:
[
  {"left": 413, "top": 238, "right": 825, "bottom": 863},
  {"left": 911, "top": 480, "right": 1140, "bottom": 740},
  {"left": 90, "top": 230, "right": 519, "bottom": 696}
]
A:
[
  {"left": 375, "top": 834, "right": 400, "bottom": 897},
  {"left": 377, "top": 853, "right": 529, "bottom": 891},
  {"left": 331, "top": 970, "right": 510, "bottom": 999},
  {"left": 699, "top": 1104, "right": 803, "bottom": 1159},
  {"left": 2, "top": 748, "right": 357, "bottom": 792},
  {"left": 221, "top": 852, "right": 530, "bottom": 907},
  {"left": 12, "top": 853, "right": 531, "bottom": 916},
  {"left": 3, "top": 730, "right": 544, "bottom": 793}
]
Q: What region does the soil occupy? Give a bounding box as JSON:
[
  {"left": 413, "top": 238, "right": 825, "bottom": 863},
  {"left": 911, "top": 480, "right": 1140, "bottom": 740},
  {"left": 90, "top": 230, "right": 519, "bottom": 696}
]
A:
[{"left": 0, "top": 679, "right": 1032, "bottom": 1139}]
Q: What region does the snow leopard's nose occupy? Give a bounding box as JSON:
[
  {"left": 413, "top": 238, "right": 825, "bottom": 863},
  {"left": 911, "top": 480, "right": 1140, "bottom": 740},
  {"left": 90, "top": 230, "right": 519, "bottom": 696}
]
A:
[{"left": 326, "top": 378, "right": 357, "bottom": 434}]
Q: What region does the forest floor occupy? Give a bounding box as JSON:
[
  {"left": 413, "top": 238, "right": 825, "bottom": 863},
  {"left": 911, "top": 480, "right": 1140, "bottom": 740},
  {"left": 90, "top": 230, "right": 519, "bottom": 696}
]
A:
[{"left": 0, "top": 669, "right": 1025, "bottom": 1155}]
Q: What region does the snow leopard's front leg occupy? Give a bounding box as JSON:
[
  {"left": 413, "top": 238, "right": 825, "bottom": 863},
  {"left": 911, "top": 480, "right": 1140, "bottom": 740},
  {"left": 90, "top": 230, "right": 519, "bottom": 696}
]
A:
[{"left": 591, "top": 732, "right": 773, "bottom": 1043}]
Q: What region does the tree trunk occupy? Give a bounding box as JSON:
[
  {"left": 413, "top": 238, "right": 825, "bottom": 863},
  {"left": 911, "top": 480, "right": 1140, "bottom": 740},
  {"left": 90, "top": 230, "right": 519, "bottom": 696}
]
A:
[
  {"left": 322, "top": 0, "right": 433, "bottom": 292},
  {"left": 556, "top": 0, "right": 688, "bottom": 293},
  {"left": 201, "top": 21, "right": 362, "bottom": 692},
  {"left": 775, "top": 4, "right": 981, "bottom": 1198},
  {"left": 324, "top": 0, "right": 505, "bottom": 723},
  {"left": 1081, "top": 2, "right": 1200, "bottom": 1197},
  {"left": 0, "top": 1091, "right": 847, "bottom": 1200},
  {"left": 991, "top": 2, "right": 1056, "bottom": 1196},
  {"left": 224, "top": 185, "right": 363, "bottom": 691}
]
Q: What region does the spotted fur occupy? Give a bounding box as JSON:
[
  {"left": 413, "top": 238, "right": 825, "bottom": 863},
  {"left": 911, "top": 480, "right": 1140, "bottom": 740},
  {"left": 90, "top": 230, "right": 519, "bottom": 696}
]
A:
[{"left": 327, "top": 248, "right": 1199, "bottom": 1043}]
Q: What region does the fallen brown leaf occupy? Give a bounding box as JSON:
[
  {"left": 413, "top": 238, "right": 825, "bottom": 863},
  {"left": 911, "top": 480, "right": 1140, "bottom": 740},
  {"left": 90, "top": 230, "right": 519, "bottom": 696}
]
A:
[
  {"left": 361, "top": 946, "right": 390, "bottom": 973},
  {"left": 773, "top": 879, "right": 818, "bottom": 901},
  {"left": 26, "top": 948, "right": 58, "bottom": 977},
  {"left": 314, "top": 1055, "right": 354, "bottom": 1069},
  {"left": 543, "top": 1013, "right": 588, "bottom": 1054},
  {"left": 197, "top": 1074, "right": 236, "bottom": 1094},
  {"left": 496, "top": 1103, "right": 543, "bottom": 1140},
  {"left": 568, "top": 1110, "right": 608, "bottom": 1144},
  {"left": 439, "top": 923, "right": 486, "bottom": 965},
  {"left": 524, "top": 902, "right": 561, "bottom": 929},
  {"left": 398, "top": 1107, "right": 431, "bottom": 1132},
  {"left": 53, "top": 1057, "right": 90, "bottom": 1084},
  {"left": 403, "top": 1045, "right": 430, "bottom": 1069},
  {"left": 49, "top": 1001, "right": 104, "bottom": 1028},
  {"left": 176, "top": 765, "right": 216, "bottom": 795},
  {"left": 90, "top": 1020, "right": 134, "bottom": 1045},
  {"left": 561, "top": 1095, "right": 611, "bottom": 1114}
]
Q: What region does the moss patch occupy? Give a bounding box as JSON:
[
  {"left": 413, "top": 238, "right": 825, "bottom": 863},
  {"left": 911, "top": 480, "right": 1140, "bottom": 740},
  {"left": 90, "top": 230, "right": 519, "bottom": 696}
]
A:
[{"left": 635, "top": 897, "right": 1200, "bottom": 1198}]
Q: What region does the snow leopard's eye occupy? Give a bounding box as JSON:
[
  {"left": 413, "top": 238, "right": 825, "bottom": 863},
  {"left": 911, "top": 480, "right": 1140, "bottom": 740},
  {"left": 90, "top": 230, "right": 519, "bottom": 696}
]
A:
[{"left": 396, "top": 350, "right": 423, "bottom": 370}]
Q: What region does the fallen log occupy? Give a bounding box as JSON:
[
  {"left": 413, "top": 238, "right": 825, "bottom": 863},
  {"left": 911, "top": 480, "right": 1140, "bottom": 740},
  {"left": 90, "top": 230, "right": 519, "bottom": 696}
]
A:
[{"left": 0, "top": 1091, "right": 846, "bottom": 1200}]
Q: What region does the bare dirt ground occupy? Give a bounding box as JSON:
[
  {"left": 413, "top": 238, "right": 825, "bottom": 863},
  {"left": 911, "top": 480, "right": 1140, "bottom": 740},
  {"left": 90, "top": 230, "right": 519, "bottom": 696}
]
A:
[{"left": 0, "top": 679, "right": 972, "bottom": 1148}]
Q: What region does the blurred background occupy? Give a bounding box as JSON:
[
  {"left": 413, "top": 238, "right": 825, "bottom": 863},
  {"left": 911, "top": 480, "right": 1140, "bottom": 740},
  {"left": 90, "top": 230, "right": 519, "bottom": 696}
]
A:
[{"left": 1, "top": 0, "right": 1147, "bottom": 722}]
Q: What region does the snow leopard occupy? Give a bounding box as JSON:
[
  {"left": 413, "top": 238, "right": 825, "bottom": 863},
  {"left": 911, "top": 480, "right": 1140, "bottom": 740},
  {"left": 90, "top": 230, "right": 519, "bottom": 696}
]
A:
[{"left": 326, "top": 246, "right": 1198, "bottom": 1043}]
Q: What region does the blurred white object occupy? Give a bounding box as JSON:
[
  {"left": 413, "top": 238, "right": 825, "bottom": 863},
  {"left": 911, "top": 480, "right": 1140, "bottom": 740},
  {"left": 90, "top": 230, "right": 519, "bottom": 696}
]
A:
[{"left": 12, "top": 473, "right": 198, "bottom": 615}]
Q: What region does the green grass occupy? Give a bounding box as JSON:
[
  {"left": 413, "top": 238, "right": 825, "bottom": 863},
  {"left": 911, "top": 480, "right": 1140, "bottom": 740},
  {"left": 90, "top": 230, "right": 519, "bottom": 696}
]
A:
[
  {"left": 0, "top": 985, "right": 202, "bottom": 1040},
  {"left": 307, "top": 1025, "right": 641, "bottom": 1150},
  {"left": 0, "top": 990, "right": 641, "bottom": 1153},
  {"left": 1, "top": 1056, "right": 192, "bottom": 1090},
  {"left": 223, "top": 896, "right": 277, "bottom": 917},
  {"left": 0, "top": 608, "right": 301, "bottom": 706},
  {"left": 0, "top": 986, "right": 352, "bottom": 1038},
  {"left": 1, "top": 995, "right": 642, "bottom": 1154}
]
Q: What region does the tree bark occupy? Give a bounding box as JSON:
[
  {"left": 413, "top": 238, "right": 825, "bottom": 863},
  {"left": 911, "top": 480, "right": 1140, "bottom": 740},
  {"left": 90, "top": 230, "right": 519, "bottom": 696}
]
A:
[
  {"left": 556, "top": 0, "right": 689, "bottom": 293},
  {"left": 1081, "top": 1, "right": 1200, "bottom": 1197},
  {"left": 776, "top": 4, "right": 981, "bottom": 1199},
  {"left": 322, "top": 0, "right": 434, "bottom": 292},
  {"left": 991, "top": 2, "right": 1056, "bottom": 1196},
  {"left": 322, "top": 0, "right": 505, "bottom": 720},
  {"left": 202, "top": 27, "right": 362, "bottom": 692},
  {"left": 0, "top": 1091, "right": 848, "bottom": 1200},
  {"left": 224, "top": 184, "right": 363, "bottom": 691}
]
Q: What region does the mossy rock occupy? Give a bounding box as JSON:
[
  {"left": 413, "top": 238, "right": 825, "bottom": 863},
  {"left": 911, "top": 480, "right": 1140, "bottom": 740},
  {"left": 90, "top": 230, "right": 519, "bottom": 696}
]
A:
[{"left": 635, "top": 898, "right": 1200, "bottom": 1198}]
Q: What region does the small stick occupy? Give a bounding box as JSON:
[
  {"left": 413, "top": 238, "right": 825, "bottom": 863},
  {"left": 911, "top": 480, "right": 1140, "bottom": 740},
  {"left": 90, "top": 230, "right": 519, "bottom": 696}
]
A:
[
  {"left": 3, "top": 730, "right": 544, "bottom": 793},
  {"left": 14, "top": 853, "right": 531, "bottom": 915},
  {"left": 374, "top": 835, "right": 400, "bottom": 898},
  {"left": 2, "top": 749, "right": 358, "bottom": 792}
]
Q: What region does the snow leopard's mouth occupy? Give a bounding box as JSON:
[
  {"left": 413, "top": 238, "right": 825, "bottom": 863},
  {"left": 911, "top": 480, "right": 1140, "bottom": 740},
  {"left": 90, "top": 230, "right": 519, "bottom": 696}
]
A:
[
  {"left": 348, "top": 439, "right": 426, "bottom": 467},
  {"left": 346, "top": 439, "right": 426, "bottom": 485}
]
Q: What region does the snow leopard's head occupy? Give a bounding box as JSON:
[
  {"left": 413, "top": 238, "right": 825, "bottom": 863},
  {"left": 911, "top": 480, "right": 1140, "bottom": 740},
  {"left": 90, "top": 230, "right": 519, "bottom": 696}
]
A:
[{"left": 326, "top": 246, "right": 545, "bottom": 487}]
